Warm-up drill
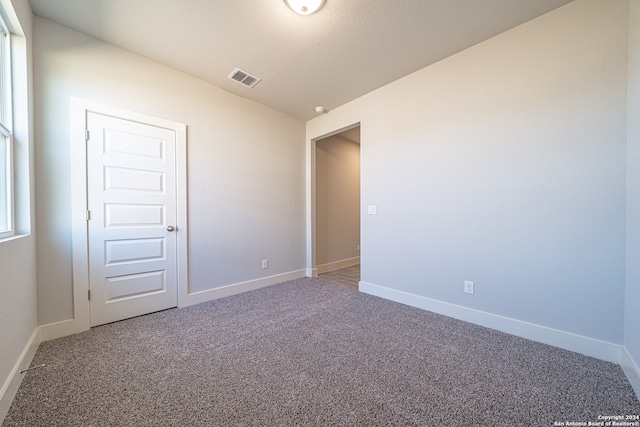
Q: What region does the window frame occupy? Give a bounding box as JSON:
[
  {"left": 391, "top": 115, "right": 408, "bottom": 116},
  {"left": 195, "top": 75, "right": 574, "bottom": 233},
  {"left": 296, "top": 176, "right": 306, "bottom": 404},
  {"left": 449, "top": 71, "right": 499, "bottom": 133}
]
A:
[{"left": 0, "top": 12, "right": 14, "bottom": 240}]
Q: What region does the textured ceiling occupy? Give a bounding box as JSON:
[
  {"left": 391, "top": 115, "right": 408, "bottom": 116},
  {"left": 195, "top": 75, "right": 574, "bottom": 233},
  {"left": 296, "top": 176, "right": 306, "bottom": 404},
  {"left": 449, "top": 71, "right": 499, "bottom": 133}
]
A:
[{"left": 28, "top": 0, "right": 573, "bottom": 120}]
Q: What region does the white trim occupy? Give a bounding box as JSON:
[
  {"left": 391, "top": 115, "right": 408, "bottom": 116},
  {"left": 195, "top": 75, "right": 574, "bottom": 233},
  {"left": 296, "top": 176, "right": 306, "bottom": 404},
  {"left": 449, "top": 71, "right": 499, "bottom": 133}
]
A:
[
  {"left": 175, "top": 124, "right": 189, "bottom": 308},
  {"left": 70, "top": 98, "right": 89, "bottom": 333},
  {"left": 0, "top": 116, "right": 14, "bottom": 241},
  {"left": 305, "top": 132, "right": 316, "bottom": 274},
  {"left": 619, "top": 347, "right": 640, "bottom": 400},
  {"left": 0, "top": 327, "right": 40, "bottom": 423},
  {"left": 70, "top": 97, "right": 188, "bottom": 331},
  {"left": 359, "top": 281, "right": 622, "bottom": 364},
  {"left": 316, "top": 256, "right": 360, "bottom": 275},
  {"left": 42, "top": 268, "right": 306, "bottom": 335},
  {"left": 182, "top": 269, "right": 306, "bottom": 307},
  {"left": 39, "top": 319, "right": 77, "bottom": 342},
  {"left": 305, "top": 122, "right": 361, "bottom": 278}
]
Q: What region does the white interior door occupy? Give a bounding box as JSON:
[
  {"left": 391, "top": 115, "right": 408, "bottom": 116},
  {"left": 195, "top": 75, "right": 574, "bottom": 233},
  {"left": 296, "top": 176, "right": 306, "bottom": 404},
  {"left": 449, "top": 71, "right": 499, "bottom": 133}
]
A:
[{"left": 87, "top": 112, "right": 178, "bottom": 326}]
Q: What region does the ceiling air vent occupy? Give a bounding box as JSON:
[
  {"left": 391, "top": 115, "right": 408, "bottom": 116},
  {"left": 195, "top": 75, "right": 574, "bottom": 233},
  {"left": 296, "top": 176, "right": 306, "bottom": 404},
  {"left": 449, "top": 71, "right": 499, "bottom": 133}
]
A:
[{"left": 228, "top": 68, "right": 261, "bottom": 88}]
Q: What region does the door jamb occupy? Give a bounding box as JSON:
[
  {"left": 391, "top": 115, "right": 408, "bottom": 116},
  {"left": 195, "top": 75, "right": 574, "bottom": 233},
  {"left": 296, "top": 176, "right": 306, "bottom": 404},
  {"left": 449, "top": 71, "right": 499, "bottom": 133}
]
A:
[
  {"left": 306, "top": 121, "right": 360, "bottom": 278},
  {"left": 70, "top": 97, "right": 188, "bottom": 333}
]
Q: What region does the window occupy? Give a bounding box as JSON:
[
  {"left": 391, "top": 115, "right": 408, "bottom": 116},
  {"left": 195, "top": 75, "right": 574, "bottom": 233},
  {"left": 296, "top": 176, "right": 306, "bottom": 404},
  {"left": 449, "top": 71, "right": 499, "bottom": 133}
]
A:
[{"left": 0, "top": 12, "right": 13, "bottom": 239}]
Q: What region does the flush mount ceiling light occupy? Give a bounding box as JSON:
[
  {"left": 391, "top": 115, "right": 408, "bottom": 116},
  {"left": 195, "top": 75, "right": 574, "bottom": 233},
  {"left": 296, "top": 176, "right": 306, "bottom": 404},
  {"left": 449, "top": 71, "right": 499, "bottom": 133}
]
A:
[{"left": 284, "top": 0, "right": 326, "bottom": 15}]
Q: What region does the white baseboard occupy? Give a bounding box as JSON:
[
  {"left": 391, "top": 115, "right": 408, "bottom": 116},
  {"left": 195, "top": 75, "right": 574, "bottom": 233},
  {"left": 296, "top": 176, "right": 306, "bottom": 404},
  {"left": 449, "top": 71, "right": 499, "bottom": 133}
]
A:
[
  {"left": 182, "top": 269, "right": 307, "bottom": 307},
  {"left": 40, "top": 319, "right": 77, "bottom": 342},
  {"left": 316, "top": 257, "right": 360, "bottom": 275},
  {"left": 307, "top": 268, "right": 318, "bottom": 277},
  {"left": 359, "top": 281, "right": 622, "bottom": 364},
  {"left": 0, "top": 327, "right": 40, "bottom": 423},
  {"left": 38, "top": 270, "right": 309, "bottom": 338},
  {"left": 619, "top": 347, "right": 640, "bottom": 400}
]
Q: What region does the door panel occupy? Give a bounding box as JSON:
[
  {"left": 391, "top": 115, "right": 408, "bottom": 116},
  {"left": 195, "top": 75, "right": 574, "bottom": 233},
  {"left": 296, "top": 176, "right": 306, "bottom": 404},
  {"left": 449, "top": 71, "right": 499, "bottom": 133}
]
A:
[
  {"left": 105, "top": 166, "right": 165, "bottom": 193},
  {"left": 105, "top": 238, "right": 165, "bottom": 265},
  {"left": 105, "top": 203, "right": 165, "bottom": 227},
  {"left": 106, "top": 271, "right": 166, "bottom": 301},
  {"left": 87, "top": 112, "right": 178, "bottom": 326}
]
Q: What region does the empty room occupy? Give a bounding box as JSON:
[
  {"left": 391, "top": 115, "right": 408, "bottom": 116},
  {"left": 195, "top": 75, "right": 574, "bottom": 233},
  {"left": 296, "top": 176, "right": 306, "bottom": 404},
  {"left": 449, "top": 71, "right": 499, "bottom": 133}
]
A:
[{"left": 1, "top": 0, "right": 639, "bottom": 425}]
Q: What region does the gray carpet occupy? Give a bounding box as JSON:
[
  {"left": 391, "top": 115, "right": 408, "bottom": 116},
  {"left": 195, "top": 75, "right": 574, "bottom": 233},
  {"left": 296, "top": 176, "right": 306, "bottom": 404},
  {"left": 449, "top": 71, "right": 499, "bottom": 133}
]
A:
[{"left": 4, "top": 277, "right": 639, "bottom": 426}]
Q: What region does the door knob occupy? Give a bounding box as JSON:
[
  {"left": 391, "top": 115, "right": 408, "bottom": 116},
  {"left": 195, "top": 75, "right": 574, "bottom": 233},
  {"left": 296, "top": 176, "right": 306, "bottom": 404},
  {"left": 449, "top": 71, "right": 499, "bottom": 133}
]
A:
[{"left": 167, "top": 225, "right": 176, "bottom": 232}]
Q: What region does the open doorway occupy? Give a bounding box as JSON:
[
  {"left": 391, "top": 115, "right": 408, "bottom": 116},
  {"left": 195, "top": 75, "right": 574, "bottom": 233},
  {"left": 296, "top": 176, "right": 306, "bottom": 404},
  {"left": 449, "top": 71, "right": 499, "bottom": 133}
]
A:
[{"left": 315, "top": 126, "right": 360, "bottom": 288}]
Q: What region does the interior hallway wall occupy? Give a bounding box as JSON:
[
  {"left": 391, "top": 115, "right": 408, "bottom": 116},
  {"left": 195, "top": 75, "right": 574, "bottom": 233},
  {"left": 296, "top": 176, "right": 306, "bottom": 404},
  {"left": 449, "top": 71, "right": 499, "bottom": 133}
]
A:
[
  {"left": 34, "top": 18, "right": 306, "bottom": 325},
  {"left": 315, "top": 134, "right": 360, "bottom": 270}
]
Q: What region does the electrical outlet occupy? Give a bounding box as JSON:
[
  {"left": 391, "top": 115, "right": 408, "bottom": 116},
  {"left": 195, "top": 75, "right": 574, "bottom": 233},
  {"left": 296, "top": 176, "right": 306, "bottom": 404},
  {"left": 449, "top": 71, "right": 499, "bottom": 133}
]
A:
[
  {"left": 464, "top": 280, "right": 475, "bottom": 295},
  {"left": 262, "top": 259, "right": 269, "bottom": 269}
]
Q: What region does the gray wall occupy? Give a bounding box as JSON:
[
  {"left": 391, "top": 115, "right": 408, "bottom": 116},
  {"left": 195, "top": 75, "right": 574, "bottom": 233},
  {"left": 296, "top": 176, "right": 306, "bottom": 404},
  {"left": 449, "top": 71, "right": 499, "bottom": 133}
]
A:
[
  {"left": 316, "top": 134, "right": 360, "bottom": 268},
  {"left": 308, "top": 0, "right": 628, "bottom": 344},
  {"left": 625, "top": 0, "right": 640, "bottom": 376},
  {"left": 0, "top": 0, "right": 36, "bottom": 411},
  {"left": 34, "top": 18, "right": 306, "bottom": 325}
]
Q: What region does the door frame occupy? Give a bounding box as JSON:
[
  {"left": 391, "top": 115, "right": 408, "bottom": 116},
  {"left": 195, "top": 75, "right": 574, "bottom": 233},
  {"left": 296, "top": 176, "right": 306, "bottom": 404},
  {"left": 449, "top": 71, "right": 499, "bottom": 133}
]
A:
[
  {"left": 306, "top": 121, "right": 360, "bottom": 277},
  {"left": 70, "top": 97, "right": 188, "bottom": 333}
]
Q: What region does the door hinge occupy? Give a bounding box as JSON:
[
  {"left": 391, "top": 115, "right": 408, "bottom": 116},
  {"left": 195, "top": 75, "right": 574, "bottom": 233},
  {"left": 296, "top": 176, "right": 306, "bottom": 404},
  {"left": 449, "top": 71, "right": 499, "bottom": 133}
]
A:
[
  {"left": 88, "top": 290, "right": 91, "bottom": 300},
  {"left": 85, "top": 129, "right": 90, "bottom": 141},
  {"left": 86, "top": 210, "right": 90, "bottom": 221}
]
